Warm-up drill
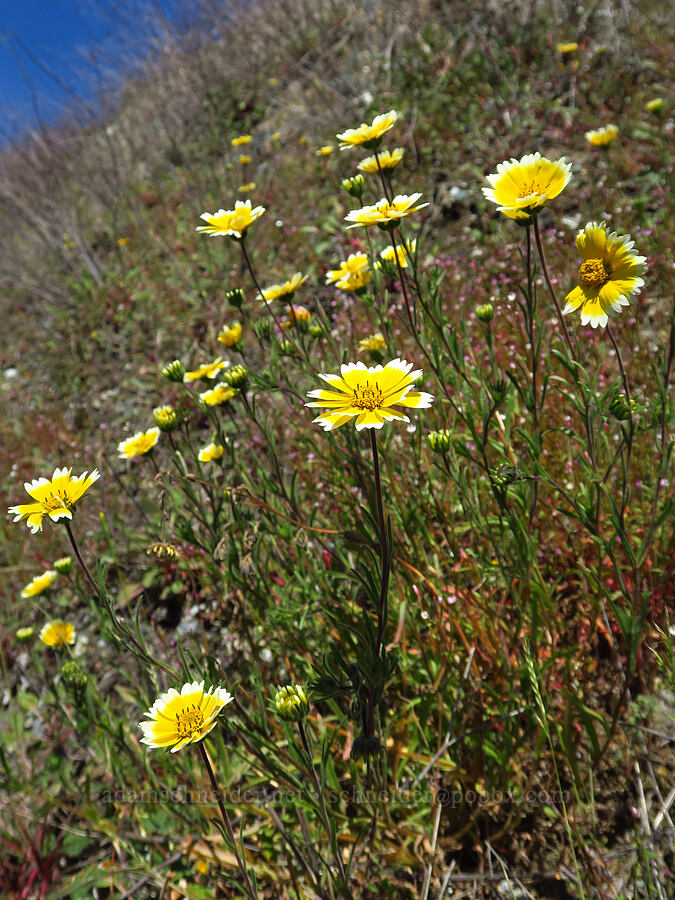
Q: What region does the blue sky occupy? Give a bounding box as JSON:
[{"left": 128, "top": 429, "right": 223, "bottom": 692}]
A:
[{"left": 0, "top": 1, "right": 177, "bottom": 144}]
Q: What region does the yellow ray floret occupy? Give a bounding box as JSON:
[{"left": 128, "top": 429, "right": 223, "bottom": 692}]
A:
[
  {"left": 345, "top": 194, "right": 428, "bottom": 230},
  {"left": 337, "top": 110, "right": 399, "bottom": 149},
  {"left": 139, "top": 680, "right": 234, "bottom": 752},
  {"left": 306, "top": 358, "right": 434, "bottom": 431},
  {"left": 326, "top": 252, "right": 371, "bottom": 291},
  {"left": 118, "top": 428, "right": 160, "bottom": 459},
  {"left": 482, "top": 152, "right": 572, "bottom": 219},
  {"left": 184, "top": 357, "right": 228, "bottom": 382},
  {"left": 358, "top": 148, "right": 405, "bottom": 173},
  {"left": 8, "top": 467, "right": 100, "bottom": 534},
  {"left": 196, "top": 200, "right": 265, "bottom": 239},
  {"left": 563, "top": 222, "right": 646, "bottom": 328}
]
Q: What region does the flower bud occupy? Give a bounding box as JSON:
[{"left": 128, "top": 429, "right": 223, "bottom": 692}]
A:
[
  {"left": 226, "top": 288, "right": 245, "bottom": 308},
  {"left": 53, "top": 556, "right": 73, "bottom": 575},
  {"left": 351, "top": 734, "right": 381, "bottom": 760},
  {"left": 608, "top": 394, "right": 635, "bottom": 421},
  {"left": 427, "top": 429, "right": 452, "bottom": 453},
  {"left": 61, "top": 660, "right": 88, "bottom": 690},
  {"left": 223, "top": 364, "right": 248, "bottom": 388},
  {"left": 490, "top": 464, "right": 520, "bottom": 487},
  {"left": 274, "top": 684, "right": 309, "bottom": 722},
  {"left": 153, "top": 405, "right": 179, "bottom": 432},
  {"left": 254, "top": 318, "right": 272, "bottom": 341},
  {"left": 161, "top": 360, "right": 185, "bottom": 382},
  {"left": 476, "top": 303, "right": 494, "bottom": 323},
  {"left": 279, "top": 339, "right": 294, "bottom": 356},
  {"left": 308, "top": 322, "right": 327, "bottom": 339},
  {"left": 342, "top": 174, "right": 366, "bottom": 199},
  {"left": 16, "top": 626, "right": 35, "bottom": 642}
]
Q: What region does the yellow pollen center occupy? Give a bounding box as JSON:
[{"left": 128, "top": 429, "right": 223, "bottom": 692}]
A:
[
  {"left": 43, "top": 491, "right": 70, "bottom": 512},
  {"left": 352, "top": 381, "right": 384, "bottom": 410},
  {"left": 176, "top": 705, "right": 204, "bottom": 738},
  {"left": 579, "top": 258, "right": 610, "bottom": 287}
]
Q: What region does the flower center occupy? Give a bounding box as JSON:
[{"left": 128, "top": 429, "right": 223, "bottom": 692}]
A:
[
  {"left": 43, "top": 491, "right": 70, "bottom": 513},
  {"left": 352, "top": 381, "right": 384, "bottom": 410},
  {"left": 579, "top": 258, "right": 611, "bottom": 287},
  {"left": 176, "top": 705, "right": 204, "bottom": 738}
]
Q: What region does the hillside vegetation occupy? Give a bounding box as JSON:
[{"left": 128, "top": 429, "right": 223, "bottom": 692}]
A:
[{"left": 0, "top": 0, "right": 673, "bottom": 897}]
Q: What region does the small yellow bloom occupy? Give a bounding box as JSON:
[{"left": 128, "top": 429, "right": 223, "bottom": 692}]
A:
[
  {"left": 198, "top": 442, "right": 225, "bottom": 463},
  {"left": 199, "top": 384, "right": 236, "bottom": 406},
  {"left": 378, "top": 239, "right": 416, "bottom": 269},
  {"left": 196, "top": 200, "right": 265, "bottom": 240},
  {"left": 239, "top": 155, "right": 251, "bottom": 165},
  {"left": 118, "top": 428, "right": 160, "bottom": 459},
  {"left": 238, "top": 181, "right": 256, "bottom": 192},
  {"left": 232, "top": 134, "right": 252, "bottom": 146},
  {"left": 139, "top": 680, "right": 233, "bottom": 752},
  {"left": 306, "top": 358, "right": 434, "bottom": 431},
  {"left": 40, "top": 620, "right": 76, "bottom": 648},
  {"left": 184, "top": 357, "right": 228, "bottom": 383},
  {"left": 268, "top": 77, "right": 279, "bottom": 86},
  {"left": 646, "top": 98, "right": 663, "bottom": 114},
  {"left": 556, "top": 42, "right": 579, "bottom": 53},
  {"left": 337, "top": 110, "right": 399, "bottom": 150},
  {"left": 271, "top": 131, "right": 281, "bottom": 141},
  {"left": 16, "top": 626, "right": 35, "bottom": 642},
  {"left": 316, "top": 145, "right": 334, "bottom": 156},
  {"left": 21, "top": 570, "right": 57, "bottom": 598},
  {"left": 8, "top": 467, "right": 100, "bottom": 534},
  {"left": 345, "top": 194, "right": 428, "bottom": 230},
  {"left": 53, "top": 556, "right": 73, "bottom": 574},
  {"left": 326, "top": 252, "right": 371, "bottom": 291},
  {"left": 585, "top": 125, "right": 618, "bottom": 147},
  {"left": 482, "top": 152, "right": 572, "bottom": 220},
  {"left": 262, "top": 272, "right": 308, "bottom": 302},
  {"left": 117, "top": 237, "right": 130, "bottom": 246},
  {"left": 218, "top": 322, "right": 243, "bottom": 347},
  {"left": 358, "top": 148, "right": 404, "bottom": 173},
  {"left": 358, "top": 333, "right": 386, "bottom": 353},
  {"left": 563, "top": 221, "right": 646, "bottom": 328}
]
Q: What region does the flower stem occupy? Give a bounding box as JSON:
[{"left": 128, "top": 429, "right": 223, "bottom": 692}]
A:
[
  {"left": 64, "top": 520, "right": 102, "bottom": 601},
  {"left": 369, "top": 429, "right": 389, "bottom": 658},
  {"left": 197, "top": 741, "right": 257, "bottom": 899},
  {"left": 532, "top": 216, "right": 575, "bottom": 358}
]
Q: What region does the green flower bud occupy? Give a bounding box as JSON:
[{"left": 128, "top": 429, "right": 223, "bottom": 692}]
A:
[
  {"left": 342, "top": 174, "right": 366, "bottom": 198},
  {"left": 490, "top": 464, "right": 520, "bottom": 487},
  {"left": 487, "top": 379, "right": 508, "bottom": 403},
  {"left": 61, "top": 660, "right": 88, "bottom": 689},
  {"left": 226, "top": 288, "right": 245, "bottom": 308},
  {"left": 254, "top": 318, "right": 272, "bottom": 341},
  {"left": 161, "top": 360, "right": 185, "bottom": 382},
  {"left": 476, "top": 303, "right": 494, "bottom": 323},
  {"left": 351, "top": 734, "right": 381, "bottom": 760},
  {"left": 223, "top": 364, "right": 248, "bottom": 389},
  {"left": 16, "top": 626, "right": 35, "bottom": 642},
  {"left": 608, "top": 394, "right": 635, "bottom": 422},
  {"left": 308, "top": 321, "right": 327, "bottom": 339},
  {"left": 274, "top": 684, "right": 309, "bottom": 722},
  {"left": 53, "top": 556, "right": 73, "bottom": 575},
  {"left": 427, "top": 429, "right": 452, "bottom": 453},
  {"left": 279, "top": 339, "right": 294, "bottom": 356},
  {"left": 153, "top": 404, "right": 179, "bottom": 432}
]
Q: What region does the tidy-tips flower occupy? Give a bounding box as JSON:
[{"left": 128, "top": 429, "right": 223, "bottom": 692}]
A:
[
  {"left": 563, "top": 222, "right": 646, "bottom": 328},
  {"left": 198, "top": 443, "right": 225, "bottom": 463},
  {"left": 16, "top": 626, "right": 35, "bottom": 642},
  {"left": 284, "top": 305, "right": 312, "bottom": 331},
  {"left": 53, "top": 556, "right": 73, "bottom": 575},
  {"left": 238, "top": 182, "right": 256, "bottom": 193},
  {"left": 40, "top": 620, "right": 76, "bottom": 648},
  {"left": 238, "top": 154, "right": 251, "bottom": 165},
  {"left": 196, "top": 200, "right": 265, "bottom": 240},
  {"left": 262, "top": 272, "right": 308, "bottom": 302},
  {"left": 184, "top": 357, "right": 228, "bottom": 383},
  {"left": 358, "top": 147, "right": 404, "bottom": 173},
  {"left": 345, "top": 194, "right": 428, "bottom": 231},
  {"left": 153, "top": 405, "right": 179, "bottom": 432},
  {"left": 557, "top": 42, "right": 579, "bottom": 53},
  {"left": 274, "top": 684, "right": 309, "bottom": 722},
  {"left": 342, "top": 174, "right": 366, "bottom": 198},
  {"left": 8, "top": 467, "right": 100, "bottom": 534},
  {"left": 118, "top": 428, "right": 160, "bottom": 459},
  {"left": 139, "top": 680, "right": 233, "bottom": 752},
  {"left": 482, "top": 153, "right": 572, "bottom": 221},
  {"left": 161, "top": 359, "right": 185, "bottom": 382},
  {"left": 378, "top": 239, "right": 416, "bottom": 269},
  {"left": 217, "top": 322, "right": 243, "bottom": 348},
  {"left": 316, "top": 145, "right": 334, "bottom": 156},
  {"left": 232, "top": 134, "right": 252, "bottom": 146},
  {"left": 585, "top": 125, "right": 618, "bottom": 147},
  {"left": 337, "top": 110, "right": 399, "bottom": 150},
  {"left": 358, "top": 332, "right": 386, "bottom": 362},
  {"left": 326, "top": 252, "right": 371, "bottom": 291},
  {"left": 306, "top": 358, "right": 434, "bottom": 431},
  {"left": 21, "top": 570, "right": 57, "bottom": 598},
  {"left": 222, "top": 364, "right": 248, "bottom": 388},
  {"left": 199, "top": 384, "right": 236, "bottom": 406}
]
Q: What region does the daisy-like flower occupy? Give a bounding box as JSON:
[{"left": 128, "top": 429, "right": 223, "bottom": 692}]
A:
[
  {"left": 196, "top": 200, "right": 265, "bottom": 240},
  {"left": 316, "top": 145, "right": 334, "bottom": 156},
  {"left": 585, "top": 125, "right": 618, "bottom": 147},
  {"left": 217, "top": 322, "right": 243, "bottom": 347},
  {"left": 184, "top": 357, "right": 228, "bottom": 383},
  {"left": 358, "top": 148, "right": 404, "bottom": 173},
  {"left": 8, "top": 468, "right": 100, "bottom": 534},
  {"left": 326, "top": 252, "right": 371, "bottom": 291},
  {"left": 306, "top": 358, "right": 434, "bottom": 431},
  {"left": 378, "top": 238, "right": 416, "bottom": 269},
  {"left": 198, "top": 443, "right": 225, "bottom": 463},
  {"left": 482, "top": 153, "right": 572, "bottom": 220},
  {"left": 232, "top": 134, "right": 252, "bottom": 146},
  {"left": 345, "top": 194, "right": 428, "bottom": 231},
  {"left": 358, "top": 332, "right": 386, "bottom": 354},
  {"left": 261, "top": 272, "right": 308, "bottom": 302},
  {"left": 556, "top": 42, "right": 579, "bottom": 53},
  {"left": 139, "top": 680, "right": 233, "bottom": 752},
  {"left": 199, "top": 384, "right": 236, "bottom": 407},
  {"left": 563, "top": 222, "right": 647, "bottom": 328},
  {"left": 239, "top": 155, "right": 251, "bottom": 165},
  {"left": 238, "top": 182, "right": 256, "bottom": 193},
  {"left": 40, "top": 620, "right": 76, "bottom": 648},
  {"left": 118, "top": 428, "right": 160, "bottom": 460},
  {"left": 21, "top": 570, "right": 57, "bottom": 598},
  {"left": 337, "top": 110, "right": 399, "bottom": 150}
]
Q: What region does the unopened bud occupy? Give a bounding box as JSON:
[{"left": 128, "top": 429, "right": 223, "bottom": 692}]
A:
[
  {"left": 153, "top": 405, "right": 179, "bottom": 432},
  {"left": 274, "top": 684, "right": 309, "bottom": 722},
  {"left": 161, "top": 360, "right": 185, "bottom": 382}
]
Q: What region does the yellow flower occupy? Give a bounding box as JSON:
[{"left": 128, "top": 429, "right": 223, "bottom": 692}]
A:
[
  {"left": 557, "top": 42, "right": 578, "bottom": 53},
  {"left": 21, "top": 570, "right": 57, "bottom": 598},
  {"left": 299, "top": 135, "right": 308, "bottom": 145},
  {"left": 326, "top": 252, "right": 371, "bottom": 291},
  {"left": 646, "top": 98, "right": 663, "bottom": 114},
  {"left": 118, "top": 429, "right": 160, "bottom": 460},
  {"left": 40, "top": 620, "right": 76, "bottom": 648},
  {"left": 262, "top": 272, "right": 308, "bottom": 302},
  {"left": 378, "top": 239, "right": 416, "bottom": 269},
  {"left": 196, "top": 200, "right": 265, "bottom": 240},
  {"left": 117, "top": 236, "right": 130, "bottom": 246},
  {"left": 232, "top": 134, "right": 252, "bottom": 146},
  {"left": 8, "top": 467, "right": 100, "bottom": 534},
  {"left": 306, "top": 358, "right": 434, "bottom": 431},
  {"left": 585, "top": 125, "right": 618, "bottom": 147},
  {"left": 268, "top": 77, "right": 279, "bottom": 86},
  {"left": 199, "top": 384, "right": 236, "bottom": 406},
  {"left": 316, "top": 145, "right": 334, "bottom": 156},
  {"left": 271, "top": 131, "right": 281, "bottom": 142},
  {"left": 358, "top": 333, "right": 386, "bottom": 353},
  {"left": 239, "top": 155, "right": 251, "bottom": 165},
  {"left": 482, "top": 153, "right": 572, "bottom": 220},
  {"left": 139, "top": 680, "right": 233, "bottom": 752},
  {"left": 198, "top": 443, "right": 225, "bottom": 463},
  {"left": 563, "top": 222, "right": 646, "bottom": 328},
  {"left": 345, "top": 194, "right": 428, "bottom": 230},
  {"left": 337, "top": 110, "right": 399, "bottom": 150},
  {"left": 16, "top": 626, "right": 35, "bottom": 642},
  {"left": 218, "top": 322, "right": 243, "bottom": 347},
  {"left": 357, "top": 148, "right": 404, "bottom": 173},
  {"left": 283, "top": 305, "right": 312, "bottom": 330},
  {"left": 153, "top": 405, "right": 179, "bottom": 432},
  {"left": 184, "top": 357, "right": 228, "bottom": 382},
  {"left": 238, "top": 182, "right": 256, "bottom": 192}
]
